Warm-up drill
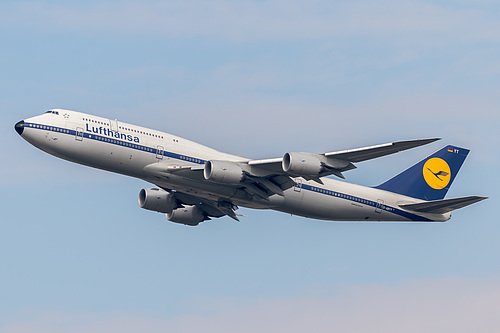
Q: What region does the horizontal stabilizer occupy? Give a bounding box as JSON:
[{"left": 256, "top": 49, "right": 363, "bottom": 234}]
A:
[{"left": 399, "top": 196, "right": 488, "bottom": 214}]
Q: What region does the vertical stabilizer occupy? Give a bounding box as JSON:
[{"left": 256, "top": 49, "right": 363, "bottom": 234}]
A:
[{"left": 375, "top": 145, "right": 469, "bottom": 200}]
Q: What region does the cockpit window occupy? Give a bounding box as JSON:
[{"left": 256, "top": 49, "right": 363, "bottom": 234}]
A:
[{"left": 45, "top": 110, "right": 59, "bottom": 115}]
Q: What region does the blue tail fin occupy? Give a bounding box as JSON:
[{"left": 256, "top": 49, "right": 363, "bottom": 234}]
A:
[{"left": 375, "top": 145, "right": 469, "bottom": 200}]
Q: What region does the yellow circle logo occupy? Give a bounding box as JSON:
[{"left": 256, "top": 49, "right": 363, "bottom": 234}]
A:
[{"left": 423, "top": 158, "right": 451, "bottom": 189}]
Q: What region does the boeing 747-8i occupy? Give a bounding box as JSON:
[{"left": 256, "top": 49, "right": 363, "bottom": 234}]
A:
[{"left": 15, "top": 109, "right": 487, "bottom": 226}]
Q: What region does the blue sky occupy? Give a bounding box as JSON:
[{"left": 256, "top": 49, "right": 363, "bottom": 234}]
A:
[{"left": 1, "top": 1, "right": 499, "bottom": 332}]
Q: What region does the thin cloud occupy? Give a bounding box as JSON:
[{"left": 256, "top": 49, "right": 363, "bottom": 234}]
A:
[
  {"left": 3, "top": 277, "right": 500, "bottom": 333},
  {"left": 2, "top": 1, "right": 500, "bottom": 43}
]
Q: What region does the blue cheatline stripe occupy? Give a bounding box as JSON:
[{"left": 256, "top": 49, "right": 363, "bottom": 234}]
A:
[
  {"left": 300, "top": 184, "right": 432, "bottom": 222},
  {"left": 25, "top": 122, "right": 206, "bottom": 164}
]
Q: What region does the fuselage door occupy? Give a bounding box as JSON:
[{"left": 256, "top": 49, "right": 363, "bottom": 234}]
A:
[
  {"left": 156, "top": 145, "right": 164, "bottom": 160},
  {"left": 109, "top": 119, "right": 119, "bottom": 132},
  {"left": 75, "top": 127, "right": 83, "bottom": 141},
  {"left": 294, "top": 178, "right": 302, "bottom": 192},
  {"left": 375, "top": 199, "right": 385, "bottom": 213}
]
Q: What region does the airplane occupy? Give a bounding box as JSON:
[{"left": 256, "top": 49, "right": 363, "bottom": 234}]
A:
[{"left": 14, "top": 109, "right": 487, "bottom": 226}]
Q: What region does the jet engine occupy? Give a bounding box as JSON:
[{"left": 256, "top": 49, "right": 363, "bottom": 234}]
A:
[
  {"left": 138, "top": 188, "right": 177, "bottom": 213},
  {"left": 282, "top": 152, "right": 324, "bottom": 176},
  {"left": 204, "top": 160, "right": 245, "bottom": 184},
  {"left": 166, "top": 205, "right": 207, "bottom": 226}
]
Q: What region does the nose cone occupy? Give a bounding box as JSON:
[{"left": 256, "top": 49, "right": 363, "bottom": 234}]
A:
[{"left": 15, "top": 120, "right": 25, "bottom": 135}]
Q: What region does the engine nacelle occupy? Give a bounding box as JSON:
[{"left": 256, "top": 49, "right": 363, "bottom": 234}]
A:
[
  {"left": 166, "top": 205, "right": 206, "bottom": 226},
  {"left": 204, "top": 160, "right": 245, "bottom": 184},
  {"left": 138, "top": 188, "right": 177, "bottom": 213},
  {"left": 282, "top": 152, "right": 324, "bottom": 176}
]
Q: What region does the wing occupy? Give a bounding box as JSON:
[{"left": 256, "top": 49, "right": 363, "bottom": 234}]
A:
[
  {"left": 323, "top": 138, "right": 440, "bottom": 162},
  {"left": 248, "top": 138, "right": 440, "bottom": 179},
  {"left": 144, "top": 138, "right": 440, "bottom": 210}
]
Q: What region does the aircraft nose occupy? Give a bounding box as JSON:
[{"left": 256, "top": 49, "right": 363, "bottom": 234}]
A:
[{"left": 15, "top": 120, "right": 25, "bottom": 135}]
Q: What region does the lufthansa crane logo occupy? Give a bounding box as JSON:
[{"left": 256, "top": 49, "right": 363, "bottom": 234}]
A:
[{"left": 423, "top": 158, "right": 451, "bottom": 189}]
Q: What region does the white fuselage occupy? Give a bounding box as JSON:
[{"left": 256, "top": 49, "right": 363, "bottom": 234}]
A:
[{"left": 18, "top": 110, "right": 450, "bottom": 222}]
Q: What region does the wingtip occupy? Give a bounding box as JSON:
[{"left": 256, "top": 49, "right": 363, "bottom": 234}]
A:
[
  {"left": 421, "top": 137, "right": 441, "bottom": 144},
  {"left": 396, "top": 137, "right": 441, "bottom": 147},
  {"left": 407, "top": 137, "right": 441, "bottom": 147}
]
